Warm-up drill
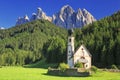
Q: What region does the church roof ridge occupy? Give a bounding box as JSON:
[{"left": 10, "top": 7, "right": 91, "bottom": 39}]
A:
[{"left": 74, "top": 44, "right": 92, "bottom": 57}]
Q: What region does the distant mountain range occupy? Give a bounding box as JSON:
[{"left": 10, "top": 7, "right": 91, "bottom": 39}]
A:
[{"left": 16, "top": 5, "right": 96, "bottom": 29}]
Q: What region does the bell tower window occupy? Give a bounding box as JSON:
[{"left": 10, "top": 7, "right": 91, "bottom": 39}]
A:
[
  {"left": 69, "top": 39, "right": 71, "bottom": 42},
  {"left": 69, "top": 51, "right": 71, "bottom": 53}
]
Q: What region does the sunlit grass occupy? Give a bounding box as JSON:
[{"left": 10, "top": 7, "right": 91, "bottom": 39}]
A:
[{"left": 0, "top": 66, "right": 120, "bottom": 80}]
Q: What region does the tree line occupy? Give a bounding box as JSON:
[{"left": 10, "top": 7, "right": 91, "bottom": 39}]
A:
[{"left": 0, "top": 11, "right": 120, "bottom": 68}]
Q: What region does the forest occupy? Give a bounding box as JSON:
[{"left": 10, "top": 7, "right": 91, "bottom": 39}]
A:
[
  {"left": 74, "top": 11, "right": 120, "bottom": 68},
  {"left": 0, "top": 11, "right": 120, "bottom": 68},
  {"left": 0, "top": 20, "right": 67, "bottom": 65}
]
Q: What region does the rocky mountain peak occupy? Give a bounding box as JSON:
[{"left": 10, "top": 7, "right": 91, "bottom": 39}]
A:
[
  {"left": 60, "top": 5, "right": 74, "bottom": 14},
  {"left": 52, "top": 5, "right": 96, "bottom": 29},
  {"left": 36, "top": 8, "right": 52, "bottom": 21},
  {"left": 16, "top": 8, "right": 52, "bottom": 25},
  {"left": 37, "top": 7, "right": 42, "bottom": 12},
  {"left": 82, "top": 8, "right": 88, "bottom": 13},
  {"left": 77, "top": 8, "right": 83, "bottom": 14},
  {"left": 36, "top": 7, "right": 46, "bottom": 19},
  {"left": 30, "top": 13, "right": 37, "bottom": 21},
  {"left": 24, "top": 15, "right": 29, "bottom": 20},
  {"left": 16, "top": 5, "right": 96, "bottom": 28},
  {"left": 16, "top": 15, "right": 29, "bottom": 25}
]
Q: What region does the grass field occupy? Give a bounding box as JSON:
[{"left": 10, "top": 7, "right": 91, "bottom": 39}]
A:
[{"left": 0, "top": 66, "right": 120, "bottom": 80}]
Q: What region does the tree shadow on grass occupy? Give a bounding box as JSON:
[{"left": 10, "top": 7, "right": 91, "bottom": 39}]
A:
[
  {"left": 42, "top": 73, "right": 70, "bottom": 77},
  {"left": 42, "top": 73, "right": 91, "bottom": 78},
  {"left": 23, "top": 64, "right": 48, "bottom": 69},
  {"left": 23, "top": 64, "right": 58, "bottom": 69},
  {"left": 23, "top": 60, "right": 58, "bottom": 69}
]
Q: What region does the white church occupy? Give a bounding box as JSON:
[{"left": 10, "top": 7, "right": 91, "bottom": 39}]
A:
[{"left": 67, "top": 29, "right": 92, "bottom": 69}]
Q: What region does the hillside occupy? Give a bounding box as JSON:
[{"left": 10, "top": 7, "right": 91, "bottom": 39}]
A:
[
  {"left": 74, "top": 11, "right": 120, "bottom": 68},
  {"left": 0, "top": 11, "right": 120, "bottom": 68},
  {"left": 0, "top": 20, "right": 67, "bottom": 66}
]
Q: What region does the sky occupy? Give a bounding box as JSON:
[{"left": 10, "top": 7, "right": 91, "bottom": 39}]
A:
[{"left": 0, "top": 0, "right": 120, "bottom": 28}]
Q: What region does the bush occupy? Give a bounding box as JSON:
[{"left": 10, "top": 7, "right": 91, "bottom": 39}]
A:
[
  {"left": 91, "top": 66, "right": 98, "bottom": 73},
  {"left": 48, "top": 67, "right": 52, "bottom": 71},
  {"left": 74, "top": 62, "right": 83, "bottom": 68},
  {"left": 59, "top": 63, "right": 69, "bottom": 72},
  {"left": 111, "top": 64, "right": 118, "bottom": 69}
]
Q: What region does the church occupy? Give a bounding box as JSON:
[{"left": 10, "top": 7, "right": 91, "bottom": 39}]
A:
[{"left": 67, "top": 29, "right": 92, "bottom": 69}]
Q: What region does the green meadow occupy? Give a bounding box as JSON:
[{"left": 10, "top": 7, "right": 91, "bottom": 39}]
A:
[{"left": 0, "top": 66, "right": 120, "bottom": 80}]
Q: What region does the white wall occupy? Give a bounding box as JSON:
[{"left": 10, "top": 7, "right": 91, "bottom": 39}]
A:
[{"left": 74, "top": 45, "right": 91, "bottom": 69}]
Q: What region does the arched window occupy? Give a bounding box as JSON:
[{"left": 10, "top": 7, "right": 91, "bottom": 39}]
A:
[{"left": 69, "top": 39, "right": 71, "bottom": 42}]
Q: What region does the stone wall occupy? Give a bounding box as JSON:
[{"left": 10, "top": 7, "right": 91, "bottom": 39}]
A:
[{"left": 47, "top": 68, "right": 90, "bottom": 77}]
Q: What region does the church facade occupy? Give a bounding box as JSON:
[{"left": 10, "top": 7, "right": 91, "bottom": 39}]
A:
[
  {"left": 67, "top": 30, "right": 92, "bottom": 69},
  {"left": 74, "top": 45, "right": 92, "bottom": 69}
]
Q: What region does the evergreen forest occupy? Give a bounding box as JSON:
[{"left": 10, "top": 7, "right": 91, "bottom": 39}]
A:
[{"left": 0, "top": 11, "right": 120, "bottom": 68}]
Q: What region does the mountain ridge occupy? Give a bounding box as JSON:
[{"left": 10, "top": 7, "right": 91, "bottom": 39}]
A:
[
  {"left": 52, "top": 5, "right": 96, "bottom": 28},
  {"left": 16, "top": 5, "right": 96, "bottom": 29}
]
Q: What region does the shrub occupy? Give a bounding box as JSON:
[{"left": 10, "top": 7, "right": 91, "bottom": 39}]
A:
[
  {"left": 48, "top": 67, "right": 52, "bottom": 71},
  {"left": 111, "top": 64, "right": 118, "bottom": 69},
  {"left": 91, "top": 66, "right": 98, "bottom": 73},
  {"left": 74, "top": 62, "right": 83, "bottom": 68},
  {"left": 59, "top": 63, "right": 69, "bottom": 72}
]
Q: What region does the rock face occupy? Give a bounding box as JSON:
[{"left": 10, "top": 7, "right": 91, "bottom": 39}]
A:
[
  {"left": 16, "top": 15, "right": 29, "bottom": 25},
  {"left": 30, "top": 8, "right": 52, "bottom": 22},
  {"left": 52, "top": 5, "right": 74, "bottom": 29},
  {"left": 16, "top": 8, "right": 52, "bottom": 25},
  {"left": 52, "top": 5, "right": 96, "bottom": 29},
  {"left": 16, "top": 5, "right": 96, "bottom": 28},
  {"left": 30, "top": 13, "right": 37, "bottom": 21}
]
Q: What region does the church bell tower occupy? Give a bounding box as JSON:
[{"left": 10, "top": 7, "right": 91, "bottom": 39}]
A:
[{"left": 67, "top": 29, "right": 74, "bottom": 68}]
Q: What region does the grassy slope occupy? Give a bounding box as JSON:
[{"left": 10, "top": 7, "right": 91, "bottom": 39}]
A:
[
  {"left": 24, "top": 59, "right": 58, "bottom": 69},
  {"left": 0, "top": 67, "right": 120, "bottom": 80}
]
